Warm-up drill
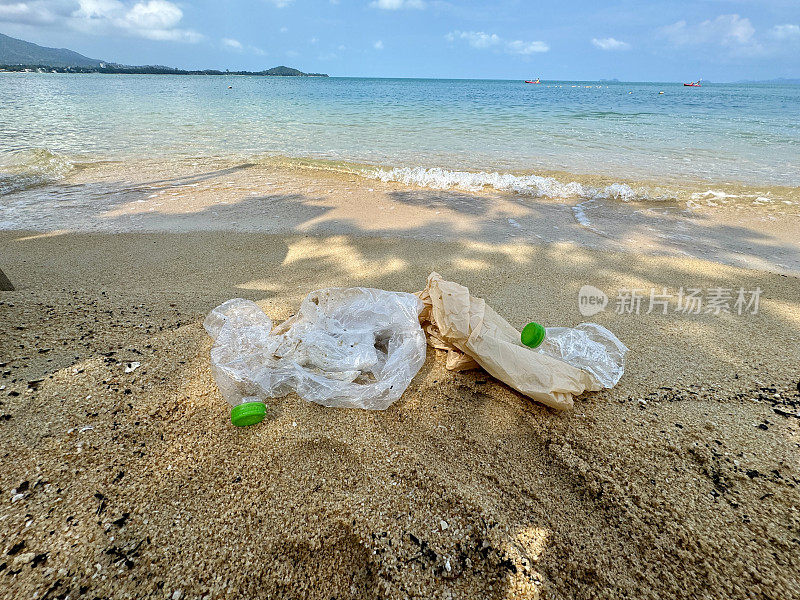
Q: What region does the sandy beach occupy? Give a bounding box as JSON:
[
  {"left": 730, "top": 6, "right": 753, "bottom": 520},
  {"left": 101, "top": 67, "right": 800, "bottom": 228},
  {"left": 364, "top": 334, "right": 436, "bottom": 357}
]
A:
[{"left": 1, "top": 162, "right": 799, "bottom": 599}]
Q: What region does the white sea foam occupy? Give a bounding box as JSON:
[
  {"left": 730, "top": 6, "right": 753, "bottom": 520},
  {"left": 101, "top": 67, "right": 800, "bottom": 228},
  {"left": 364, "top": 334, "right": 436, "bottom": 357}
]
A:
[
  {"left": 571, "top": 199, "right": 608, "bottom": 234},
  {"left": 368, "top": 166, "right": 656, "bottom": 202},
  {"left": 688, "top": 189, "right": 795, "bottom": 208},
  {"left": 571, "top": 200, "right": 594, "bottom": 227}
]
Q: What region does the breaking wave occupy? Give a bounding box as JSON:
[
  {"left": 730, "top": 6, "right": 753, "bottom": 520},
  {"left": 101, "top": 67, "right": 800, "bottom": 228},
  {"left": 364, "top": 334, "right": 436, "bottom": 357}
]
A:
[
  {"left": 367, "top": 166, "right": 671, "bottom": 202},
  {"left": 0, "top": 148, "right": 76, "bottom": 195}
]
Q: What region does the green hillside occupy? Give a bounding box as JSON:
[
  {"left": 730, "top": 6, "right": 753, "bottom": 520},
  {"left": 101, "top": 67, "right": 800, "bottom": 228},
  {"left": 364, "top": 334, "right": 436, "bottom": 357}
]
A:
[{"left": 0, "top": 32, "right": 103, "bottom": 68}]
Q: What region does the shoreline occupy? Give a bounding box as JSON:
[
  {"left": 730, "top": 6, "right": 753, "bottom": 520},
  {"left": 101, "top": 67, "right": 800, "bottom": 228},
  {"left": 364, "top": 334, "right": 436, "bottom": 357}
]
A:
[
  {"left": 3, "top": 157, "right": 799, "bottom": 276},
  {"left": 1, "top": 228, "right": 799, "bottom": 598},
  {"left": 5, "top": 149, "right": 800, "bottom": 194}
]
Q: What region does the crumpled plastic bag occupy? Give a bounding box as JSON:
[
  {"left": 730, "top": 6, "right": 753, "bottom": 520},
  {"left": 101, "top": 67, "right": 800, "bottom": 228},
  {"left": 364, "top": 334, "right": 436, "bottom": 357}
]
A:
[
  {"left": 538, "top": 323, "right": 627, "bottom": 389},
  {"left": 204, "top": 288, "right": 427, "bottom": 410},
  {"left": 417, "top": 272, "right": 627, "bottom": 410}
]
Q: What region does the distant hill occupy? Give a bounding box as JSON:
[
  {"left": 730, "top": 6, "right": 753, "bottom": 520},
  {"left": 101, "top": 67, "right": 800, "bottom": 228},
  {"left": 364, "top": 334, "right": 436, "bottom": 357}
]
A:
[
  {"left": 264, "top": 66, "right": 309, "bottom": 76},
  {"left": 0, "top": 32, "right": 103, "bottom": 68},
  {"left": 0, "top": 33, "right": 327, "bottom": 76}
]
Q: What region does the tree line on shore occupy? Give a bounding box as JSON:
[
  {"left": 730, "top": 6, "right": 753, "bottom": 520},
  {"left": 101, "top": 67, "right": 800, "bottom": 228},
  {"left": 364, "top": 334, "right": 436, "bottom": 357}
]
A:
[{"left": 0, "top": 64, "right": 328, "bottom": 77}]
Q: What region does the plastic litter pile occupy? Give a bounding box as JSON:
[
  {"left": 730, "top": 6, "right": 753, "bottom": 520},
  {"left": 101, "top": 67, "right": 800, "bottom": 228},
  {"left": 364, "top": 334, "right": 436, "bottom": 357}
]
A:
[
  {"left": 418, "top": 272, "right": 627, "bottom": 410},
  {"left": 204, "top": 288, "right": 427, "bottom": 414},
  {"left": 205, "top": 273, "right": 628, "bottom": 424}
]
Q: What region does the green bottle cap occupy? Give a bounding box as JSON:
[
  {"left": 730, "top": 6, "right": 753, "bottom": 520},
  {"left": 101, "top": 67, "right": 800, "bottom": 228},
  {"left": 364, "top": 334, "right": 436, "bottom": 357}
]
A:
[
  {"left": 521, "top": 321, "right": 546, "bottom": 349},
  {"left": 231, "top": 401, "right": 266, "bottom": 427}
]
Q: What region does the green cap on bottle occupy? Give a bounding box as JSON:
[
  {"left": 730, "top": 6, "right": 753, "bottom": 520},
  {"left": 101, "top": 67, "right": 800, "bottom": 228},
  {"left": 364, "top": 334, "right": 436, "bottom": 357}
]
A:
[
  {"left": 521, "top": 321, "right": 546, "bottom": 349},
  {"left": 231, "top": 401, "right": 266, "bottom": 427}
]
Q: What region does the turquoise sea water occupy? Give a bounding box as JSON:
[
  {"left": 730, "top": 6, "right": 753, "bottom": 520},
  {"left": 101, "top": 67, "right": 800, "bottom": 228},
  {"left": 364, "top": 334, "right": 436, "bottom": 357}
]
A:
[{"left": 1, "top": 74, "right": 799, "bottom": 194}]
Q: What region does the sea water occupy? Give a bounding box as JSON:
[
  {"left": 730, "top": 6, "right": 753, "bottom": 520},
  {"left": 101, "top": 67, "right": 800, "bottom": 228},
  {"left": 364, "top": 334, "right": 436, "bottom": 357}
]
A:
[{"left": 1, "top": 73, "right": 798, "bottom": 199}]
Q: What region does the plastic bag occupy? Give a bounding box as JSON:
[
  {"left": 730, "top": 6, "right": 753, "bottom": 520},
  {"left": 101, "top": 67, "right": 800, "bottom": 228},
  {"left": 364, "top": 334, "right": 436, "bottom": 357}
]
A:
[
  {"left": 538, "top": 324, "right": 627, "bottom": 389},
  {"left": 204, "top": 288, "right": 427, "bottom": 410},
  {"left": 417, "top": 272, "right": 627, "bottom": 410}
]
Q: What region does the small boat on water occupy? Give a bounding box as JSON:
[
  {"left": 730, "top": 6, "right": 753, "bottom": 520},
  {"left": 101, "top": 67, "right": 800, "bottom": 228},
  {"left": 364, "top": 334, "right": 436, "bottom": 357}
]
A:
[
  {"left": 525, "top": 78, "right": 541, "bottom": 84},
  {"left": 684, "top": 79, "right": 702, "bottom": 87}
]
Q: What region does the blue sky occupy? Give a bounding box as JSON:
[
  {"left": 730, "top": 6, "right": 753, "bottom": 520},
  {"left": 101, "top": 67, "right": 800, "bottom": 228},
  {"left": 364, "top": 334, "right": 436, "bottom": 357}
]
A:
[{"left": 1, "top": 0, "right": 798, "bottom": 80}]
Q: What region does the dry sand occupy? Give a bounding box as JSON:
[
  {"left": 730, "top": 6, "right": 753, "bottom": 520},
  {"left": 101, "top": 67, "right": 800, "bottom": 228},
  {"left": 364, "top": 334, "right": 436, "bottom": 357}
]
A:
[{"left": 1, "top": 165, "right": 800, "bottom": 599}]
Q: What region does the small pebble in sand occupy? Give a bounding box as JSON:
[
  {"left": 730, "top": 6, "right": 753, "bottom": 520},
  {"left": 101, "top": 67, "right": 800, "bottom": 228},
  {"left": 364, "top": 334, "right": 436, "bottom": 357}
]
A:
[
  {"left": 125, "top": 362, "right": 140, "bottom": 373},
  {"left": 440, "top": 520, "right": 449, "bottom": 530},
  {"left": 13, "top": 552, "right": 35, "bottom": 567}
]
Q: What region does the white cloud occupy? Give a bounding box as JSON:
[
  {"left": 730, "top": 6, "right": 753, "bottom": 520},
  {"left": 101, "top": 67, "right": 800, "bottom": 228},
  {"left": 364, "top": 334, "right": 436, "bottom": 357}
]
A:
[
  {"left": 446, "top": 30, "right": 548, "bottom": 54},
  {"left": 446, "top": 30, "right": 499, "bottom": 49},
  {"left": 0, "top": 0, "right": 66, "bottom": 25},
  {"left": 373, "top": 39, "right": 384, "bottom": 50},
  {"left": 369, "top": 0, "right": 425, "bottom": 10},
  {"left": 506, "top": 39, "right": 549, "bottom": 54},
  {"left": 139, "top": 28, "right": 201, "bottom": 42},
  {"left": 222, "top": 39, "right": 264, "bottom": 55},
  {"left": 661, "top": 14, "right": 756, "bottom": 48},
  {"left": 660, "top": 15, "right": 800, "bottom": 58},
  {"left": 125, "top": 0, "right": 180, "bottom": 30},
  {"left": 0, "top": 0, "right": 204, "bottom": 42},
  {"left": 71, "top": 0, "right": 203, "bottom": 42},
  {"left": 221, "top": 37, "right": 243, "bottom": 50},
  {"left": 591, "top": 37, "right": 630, "bottom": 51},
  {"left": 71, "top": 0, "right": 118, "bottom": 19},
  {"left": 770, "top": 24, "right": 800, "bottom": 40}
]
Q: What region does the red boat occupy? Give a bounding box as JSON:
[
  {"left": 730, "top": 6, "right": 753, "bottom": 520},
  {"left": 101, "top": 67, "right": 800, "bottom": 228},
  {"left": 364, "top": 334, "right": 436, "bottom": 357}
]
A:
[
  {"left": 525, "top": 78, "right": 541, "bottom": 84},
  {"left": 684, "top": 79, "right": 702, "bottom": 87}
]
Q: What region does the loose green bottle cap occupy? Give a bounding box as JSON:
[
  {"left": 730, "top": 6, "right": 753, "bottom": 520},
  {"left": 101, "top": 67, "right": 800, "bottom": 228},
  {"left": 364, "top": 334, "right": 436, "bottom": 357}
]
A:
[
  {"left": 521, "top": 321, "right": 546, "bottom": 349},
  {"left": 231, "top": 401, "right": 266, "bottom": 427}
]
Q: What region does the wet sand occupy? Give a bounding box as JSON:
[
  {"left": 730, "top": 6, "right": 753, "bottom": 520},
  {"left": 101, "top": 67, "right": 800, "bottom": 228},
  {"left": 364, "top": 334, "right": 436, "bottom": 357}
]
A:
[
  {"left": 2, "top": 158, "right": 799, "bottom": 275},
  {"left": 1, "top": 165, "right": 800, "bottom": 599}
]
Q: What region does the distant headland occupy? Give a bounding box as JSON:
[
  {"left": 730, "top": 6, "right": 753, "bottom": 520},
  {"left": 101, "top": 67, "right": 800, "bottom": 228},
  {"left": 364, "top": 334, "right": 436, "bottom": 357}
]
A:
[
  {"left": 0, "top": 63, "right": 329, "bottom": 77},
  {"left": 0, "top": 32, "right": 327, "bottom": 77}
]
